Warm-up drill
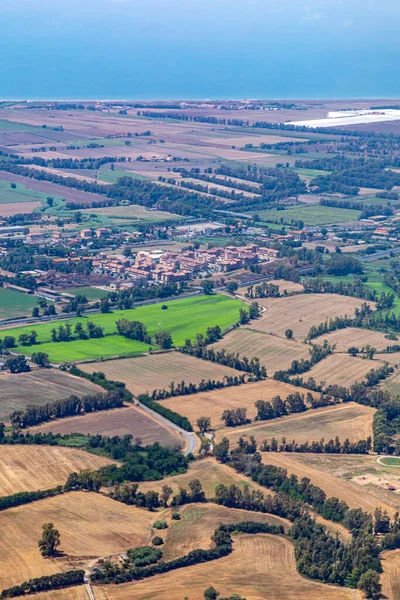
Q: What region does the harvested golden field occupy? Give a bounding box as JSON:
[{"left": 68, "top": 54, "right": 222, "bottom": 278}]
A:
[
  {"left": 163, "top": 503, "right": 290, "bottom": 560},
  {"left": 95, "top": 534, "right": 361, "bottom": 600},
  {"left": 32, "top": 404, "right": 181, "bottom": 448},
  {"left": 239, "top": 279, "right": 305, "bottom": 295},
  {"left": 374, "top": 351, "right": 400, "bottom": 366},
  {"left": 0, "top": 491, "right": 154, "bottom": 590},
  {"left": 0, "top": 368, "right": 102, "bottom": 422},
  {"left": 217, "top": 402, "right": 375, "bottom": 446},
  {"left": 161, "top": 379, "right": 318, "bottom": 428},
  {"left": 212, "top": 328, "right": 310, "bottom": 374},
  {"left": 249, "top": 294, "right": 371, "bottom": 339},
  {"left": 138, "top": 457, "right": 270, "bottom": 498},
  {"left": 261, "top": 453, "right": 398, "bottom": 516},
  {"left": 0, "top": 200, "right": 42, "bottom": 217},
  {"left": 313, "top": 327, "right": 392, "bottom": 352},
  {"left": 306, "top": 353, "right": 386, "bottom": 387},
  {"left": 0, "top": 445, "right": 114, "bottom": 497},
  {"left": 381, "top": 549, "right": 400, "bottom": 600},
  {"left": 31, "top": 587, "right": 87, "bottom": 600},
  {"left": 80, "top": 352, "right": 242, "bottom": 397}
]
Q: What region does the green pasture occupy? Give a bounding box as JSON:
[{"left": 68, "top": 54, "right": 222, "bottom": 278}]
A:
[
  {"left": 0, "top": 288, "right": 38, "bottom": 320},
  {"left": 15, "top": 335, "right": 150, "bottom": 363},
  {"left": 378, "top": 457, "right": 400, "bottom": 466},
  {"left": 252, "top": 205, "right": 361, "bottom": 226},
  {"left": 64, "top": 287, "right": 109, "bottom": 300},
  {"left": 0, "top": 179, "right": 62, "bottom": 205},
  {"left": 1, "top": 294, "right": 243, "bottom": 361}
]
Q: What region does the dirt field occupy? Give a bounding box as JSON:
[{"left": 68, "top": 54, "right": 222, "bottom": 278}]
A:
[
  {"left": 313, "top": 327, "right": 393, "bottom": 352},
  {"left": 31, "top": 404, "right": 182, "bottom": 448},
  {"left": 0, "top": 491, "right": 155, "bottom": 590},
  {"left": 212, "top": 329, "right": 311, "bottom": 374},
  {"left": 161, "top": 379, "right": 318, "bottom": 428},
  {"left": 163, "top": 503, "right": 290, "bottom": 560},
  {"left": 0, "top": 368, "right": 102, "bottom": 422},
  {"left": 80, "top": 352, "right": 242, "bottom": 397},
  {"left": 306, "top": 353, "right": 387, "bottom": 387},
  {"left": 0, "top": 200, "right": 42, "bottom": 216},
  {"left": 381, "top": 549, "right": 400, "bottom": 600},
  {"left": 216, "top": 402, "right": 375, "bottom": 446},
  {"left": 0, "top": 446, "right": 114, "bottom": 497},
  {"left": 33, "top": 588, "right": 87, "bottom": 600},
  {"left": 249, "top": 294, "right": 371, "bottom": 339},
  {"left": 262, "top": 453, "right": 399, "bottom": 516},
  {"left": 95, "top": 534, "right": 361, "bottom": 600}
]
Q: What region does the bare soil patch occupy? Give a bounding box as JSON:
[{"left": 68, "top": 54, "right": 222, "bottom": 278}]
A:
[
  {"left": 161, "top": 379, "right": 318, "bottom": 428},
  {"left": 0, "top": 368, "right": 102, "bottom": 423},
  {"left": 248, "top": 294, "right": 370, "bottom": 339},
  {"left": 80, "top": 353, "right": 242, "bottom": 397},
  {"left": 212, "top": 329, "right": 310, "bottom": 374},
  {"left": 217, "top": 402, "right": 374, "bottom": 446}
]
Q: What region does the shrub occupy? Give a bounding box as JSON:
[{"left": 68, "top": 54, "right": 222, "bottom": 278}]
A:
[
  {"left": 152, "top": 536, "right": 164, "bottom": 546},
  {"left": 153, "top": 519, "right": 168, "bottom": 529}
]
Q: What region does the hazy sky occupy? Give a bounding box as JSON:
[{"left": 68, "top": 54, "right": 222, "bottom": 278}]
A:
[{"left": 1, "top": 0, "right": 399, "bottom": 99}]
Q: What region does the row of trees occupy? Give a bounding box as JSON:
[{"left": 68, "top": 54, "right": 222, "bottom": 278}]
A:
[
  {"left": 10, "top": 391, "right": 123, "bottom": 429},
  {"left": 51, "top": 321, "right": 104, "bottom": 343},
  {"left": 180, "top": 343, "right": 267, "bottom": 378},
  {"left": 260, "top": 435, "right": 372, "bottom": 455},
  {"left": 151, "top": 374, "right": 247, "bottom": 401}
]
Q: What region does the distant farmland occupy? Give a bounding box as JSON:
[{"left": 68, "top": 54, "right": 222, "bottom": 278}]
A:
[
  {"left": 0, "top": 368, "right": 101, "bottom": 422},
  {"left": 2, "top": 294, "right": 243, "bottom": 362},
  {"left": 80, "top": 352, "right": 242, "bottom": 396},
  {"left": 0, "top": 287, "right": 38, "bottom": 320},
  {"left": 32, "top": 404, "right": 182, "bottom": 448}
]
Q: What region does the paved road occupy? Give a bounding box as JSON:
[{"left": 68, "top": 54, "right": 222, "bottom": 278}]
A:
[{"left": 136, "top": 399, "right": 198, "bottom": 456}]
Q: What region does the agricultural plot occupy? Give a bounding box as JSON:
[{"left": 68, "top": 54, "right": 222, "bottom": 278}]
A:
[
  {"left": 262, "top": 453, "right": 399, "bottom": 516},
  {"left": 212, "top": 329, "right": 310, "bottom": 374},
  {"left": 34, "top": 588, "right": 87, "bottom": 600},
  {"left": 64, "top": 286, "right": 109, "bottom": 300},
  {"left": 0, "top": 368, "right": 101, "bottom": 422},
  {"left": 32, "top": 404, "right": 182, "bottom": 448},
  {"left": 381, "top": 369, "right": 400, "bottom": 396},
  {"left": 247, "top": 293, "right": 368, "bottom": 339},
  {"left": 2, "top": 294, "right": 243, "bottom": 362},
  {"left": 163, "top": 503, "right": 290, "bottom": 561},
  {"left": 381, "top": 549, "right": 400, "bottom": 600},
  {"left": 0, "top": 445, "right": 114, "bottom": 497},
  {"left": 313, "top": 327, "right": 393, "bottom": 352},
  {"left": 80, "top": 352, "right": 242, "bottom": 397},
  {"left": 98, "top": 534, "right": 360, "bottom": 600},
  {"left": 0, "top": 492, "right": 155, "bottom": 590},
  {"left": 217, "top": 402, "right": 374, "bottom": 446},
  {"left": 81, "top": 204, "right": 183, "bottom": 221},
  {"left": 267, "top": 279, "right": 305, "bottom": 293},
  {"left": 0, "top": 287, "right": 38, "bottom": 320},
  {"left": 160, "top": 379, "right": 318, "bottom": 428},
  {"left": 306, "top": 353, "right": 387, "bottom": 387},
  {"left": 251, "top": 205, "right": 361, "bottom": 226},
  {"left": 138, "top": 457, "right": 270, "bottom": 498},
  {"left": 17, "top": 335, "right": 151, "bottom": 363}
]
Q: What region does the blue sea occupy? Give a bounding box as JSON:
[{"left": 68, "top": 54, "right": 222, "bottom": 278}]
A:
[{"left": 1, "top": 0, "right": 400, "bottom": 100}]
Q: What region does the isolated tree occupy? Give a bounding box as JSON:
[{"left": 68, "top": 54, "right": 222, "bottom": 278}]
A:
[
  {"left": 227, "top": 281, "right": 238, "bottom": 294},
  {"left": 364, "top": 345, "right": 377, "bottom": 360},
  {"left": 200, "top": 280, "right": 214, "bottom": 295},
  {"left": 200, "top": 437, "right": 212, "bottom": 456},
  {"left": 357, "top": 570, "right": 381, "bottom": 599},
  {"left": 38, "top": 523, "right": 60, "bottom": 557},
  {"left": 154, "top": 331, "right": 173, "bottom": 349},
  {"left": 5, "top": 355, "right": 30, "bottom": 374},
  {"left": 31, "top": 306, "right": 40, "bottom": 318},
  {"left": 204, "top": 588, "right": 219, "bottom": 600},
  {"left": 348, "top": 346, "right": 359, "bottom": 357},
  {"left": 31, "top": 352, "right": 50, "bottom": 368},
  {"left": 285, "top": 328, "right": 293, "bottom": 339},
  {"left": 197, "top": 416, "right": 211, "bottom": 434},
  {"left": 160, "top": 484, "right": 173, "bottom": 507}
]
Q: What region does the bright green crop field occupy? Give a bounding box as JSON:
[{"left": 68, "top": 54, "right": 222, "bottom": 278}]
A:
[{"left": 2, "top": 294, "right": 243, "bottom": 362}]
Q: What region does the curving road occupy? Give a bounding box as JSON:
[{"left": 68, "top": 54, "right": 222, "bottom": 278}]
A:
[{"left": 135, "top": 399, "right": 198, "bottom": 456}]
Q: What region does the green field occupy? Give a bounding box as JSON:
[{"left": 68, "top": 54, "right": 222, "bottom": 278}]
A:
[
  {"left": 253, "top": 204, "right": 361, "bottom": 226},
  {"left": 0, "top": 120, "right": 39, "bottom": 132},
  {"left": 64, "top": 287, "right": 109, "bottom": 300},
  {"left": 97, "top": 168, "right": 148, "bottom": 184},
  {"left": 0, "top": 288, "right": 38, "bottom": 320},
  {"left": 378, "top": 457, "right": 400, "bottom": 466},
  {"left": 17, "top": 335, "right": 150, "bottom": 363},
  {"left": 0, "top": 179, "right": 62, "bottom": 205},
  {"left": 1, "top": 294, "right": 243, "bottom": 362},
  {"left": 294, "top": 168, "right": 331, "bottom": 177}
]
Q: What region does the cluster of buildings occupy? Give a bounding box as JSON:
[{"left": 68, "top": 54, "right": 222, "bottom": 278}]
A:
[{"left": 92, "top": 244, "right": 279, "bottom": 286}]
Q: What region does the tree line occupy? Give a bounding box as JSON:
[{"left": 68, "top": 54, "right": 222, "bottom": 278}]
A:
[
  {"left": 151, "top": 374, "right": 247, "bottom": 401},
  {"left": 10, "top": 391, "right": 123, "bottom": 429},
  {"left": 180, "top": 342, "right": 267, "bottom": 378}
]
